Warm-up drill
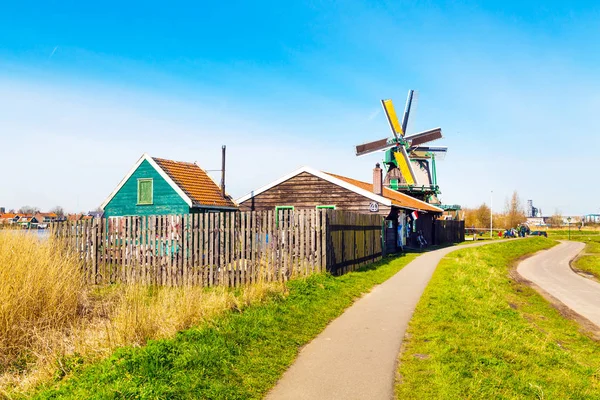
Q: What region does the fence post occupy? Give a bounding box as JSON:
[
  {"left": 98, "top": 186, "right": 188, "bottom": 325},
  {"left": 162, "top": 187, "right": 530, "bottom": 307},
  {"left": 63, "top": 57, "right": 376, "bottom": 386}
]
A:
[{"left": 92, "top": 218, "right": 99, "bottom": 284}]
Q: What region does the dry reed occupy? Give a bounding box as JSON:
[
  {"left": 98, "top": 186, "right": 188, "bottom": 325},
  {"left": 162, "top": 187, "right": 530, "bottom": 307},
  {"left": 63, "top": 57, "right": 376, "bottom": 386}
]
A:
[{"left": 0, "top": 232, "right": 284, "bottom": 395}]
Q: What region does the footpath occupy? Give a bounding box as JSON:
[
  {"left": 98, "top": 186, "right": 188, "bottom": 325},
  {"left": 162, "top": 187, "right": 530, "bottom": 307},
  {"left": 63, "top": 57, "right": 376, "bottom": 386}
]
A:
[
  {"left": 266, "top": 240, "right": 495, "bottom": 400},
  {"left": 517, "top": 240, "right": 600, "bottom": 328}
]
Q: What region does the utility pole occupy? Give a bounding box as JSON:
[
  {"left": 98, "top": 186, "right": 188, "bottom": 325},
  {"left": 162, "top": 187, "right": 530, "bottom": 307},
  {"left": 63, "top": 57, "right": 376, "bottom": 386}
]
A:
[{"left": 490, "top": 190, "right": 493, "bottom": 238}]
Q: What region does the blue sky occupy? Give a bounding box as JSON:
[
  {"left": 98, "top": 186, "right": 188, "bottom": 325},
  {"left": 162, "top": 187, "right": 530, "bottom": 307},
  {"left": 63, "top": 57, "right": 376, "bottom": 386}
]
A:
[{"left": 1, "top": 1, "right": 599, "bottom": 215}]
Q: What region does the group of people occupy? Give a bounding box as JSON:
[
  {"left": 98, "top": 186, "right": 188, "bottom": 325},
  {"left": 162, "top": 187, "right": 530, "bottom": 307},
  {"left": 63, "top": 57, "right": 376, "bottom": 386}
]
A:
[{"left": 500, "top": 225, "right": 530, "bottom": 238}]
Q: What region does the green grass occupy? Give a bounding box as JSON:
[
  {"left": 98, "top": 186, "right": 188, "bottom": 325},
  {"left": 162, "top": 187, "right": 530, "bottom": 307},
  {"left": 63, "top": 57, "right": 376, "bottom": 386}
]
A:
[
  {"left": 574, "top": 256, "right": 600, "bottom": 280},
  {"left": 32, "top": 253, "right": 418, "bottom": 399},
  {"left": 396, "top": 238, "right": 600, "bottom": 399},
  {"left": 547, "top": 229, "right": 600, "bottom": 240},
  {"left": 569, "top": 235, "right": 600, "bottom": 280}
]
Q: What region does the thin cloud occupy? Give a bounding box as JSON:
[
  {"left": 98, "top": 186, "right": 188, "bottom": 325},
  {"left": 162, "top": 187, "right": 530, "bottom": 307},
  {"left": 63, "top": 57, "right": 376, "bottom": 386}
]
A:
[
  {"left": 49, "top": 46, "right": 58, "bottom": 58},
  {"left": 367, "top": 108, "right": 380, "bottom": 121}
]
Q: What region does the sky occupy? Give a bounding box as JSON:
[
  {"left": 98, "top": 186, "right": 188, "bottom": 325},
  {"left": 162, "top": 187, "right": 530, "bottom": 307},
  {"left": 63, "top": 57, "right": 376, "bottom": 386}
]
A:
[{"left": 1, "top": 1, "right": 599, "bottom": 215}]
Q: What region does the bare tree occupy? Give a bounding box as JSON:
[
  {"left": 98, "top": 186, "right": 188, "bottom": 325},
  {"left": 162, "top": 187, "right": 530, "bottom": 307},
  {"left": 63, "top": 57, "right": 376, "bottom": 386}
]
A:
[
  {"left": 50, "top": 206, "right": 65, "bottom": 217},
  {"left": 475, "top": 203, "right": 491, "bottom": 229},
  {"left": 504, "top": 191, "right": 526, "bottom": 228},
  {"left": 18, "top": 205, "right": 40, "bottom": 214},
  {"left": 548, "top": 210, "right": 563, "bottom": 227}
]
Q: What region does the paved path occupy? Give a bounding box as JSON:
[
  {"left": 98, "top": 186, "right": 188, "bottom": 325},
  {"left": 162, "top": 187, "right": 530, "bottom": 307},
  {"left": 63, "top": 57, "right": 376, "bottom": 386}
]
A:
[
  {"left": 517, "top": 240, "right": 600, "bottom": 328},
  {"left": 266, "top": 241, "right": 495, "bottom": 400}
]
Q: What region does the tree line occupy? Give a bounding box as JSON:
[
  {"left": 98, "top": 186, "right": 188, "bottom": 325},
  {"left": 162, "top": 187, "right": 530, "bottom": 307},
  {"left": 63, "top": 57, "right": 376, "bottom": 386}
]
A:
[{"left": 463, "top": 191, "right": 528, "bottom": 230}]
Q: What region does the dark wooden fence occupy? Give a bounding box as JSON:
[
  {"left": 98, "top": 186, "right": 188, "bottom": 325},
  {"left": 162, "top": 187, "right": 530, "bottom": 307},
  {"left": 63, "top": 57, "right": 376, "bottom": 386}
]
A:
[
  {"left": 51, "top": 210, "right": 384, "bottom": 286},
  {"left": 434, "top": 220, "right": 465, "bottom": 245},
  {"left": 327, "top": 211, "right": 384, "bottom": 275}
]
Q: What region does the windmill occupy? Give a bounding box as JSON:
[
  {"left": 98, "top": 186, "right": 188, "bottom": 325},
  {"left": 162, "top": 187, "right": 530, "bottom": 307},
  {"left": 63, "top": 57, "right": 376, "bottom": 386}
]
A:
[{"left": 355, "top": 90, "right": 447, "bottom": 202}]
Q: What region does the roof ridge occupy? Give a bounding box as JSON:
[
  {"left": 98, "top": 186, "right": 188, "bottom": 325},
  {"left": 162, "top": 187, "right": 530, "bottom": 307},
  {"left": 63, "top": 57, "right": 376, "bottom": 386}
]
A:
[
  {"left": 152, "top": 156, "right": 197, "bottom": 166},
  {"left": 322, "top": 171, "right": 443, "bottom": 213}
]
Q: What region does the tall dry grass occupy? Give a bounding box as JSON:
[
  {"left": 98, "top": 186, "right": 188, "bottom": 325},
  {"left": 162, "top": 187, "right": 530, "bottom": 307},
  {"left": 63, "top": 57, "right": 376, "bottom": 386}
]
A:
[
  {"left": 0, "top": 232, "right": 284, "bottom": 394},
  {"left": 0, "top": 231, "right": 84, "bottom": 375}
]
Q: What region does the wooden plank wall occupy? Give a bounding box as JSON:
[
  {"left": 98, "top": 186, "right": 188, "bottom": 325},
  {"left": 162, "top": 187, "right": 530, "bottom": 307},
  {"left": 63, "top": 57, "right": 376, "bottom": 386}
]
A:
[
  {"left": 434, "top": 220, "right": 465, "bottom": 245},
  {"left": 326, "top": 211, "right": 384, "bottom": 275}
]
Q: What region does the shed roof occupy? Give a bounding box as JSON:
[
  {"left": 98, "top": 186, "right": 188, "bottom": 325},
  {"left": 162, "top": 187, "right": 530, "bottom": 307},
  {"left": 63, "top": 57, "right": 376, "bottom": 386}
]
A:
[
  {"left": 236, "top": 166, "right": 443, "bottom": 213},
  {"left": 153, "top": 157, "right": 236, "bottom": 208},
  {"left": 325, "top": 172, "right": 443, "bottom": 213}
]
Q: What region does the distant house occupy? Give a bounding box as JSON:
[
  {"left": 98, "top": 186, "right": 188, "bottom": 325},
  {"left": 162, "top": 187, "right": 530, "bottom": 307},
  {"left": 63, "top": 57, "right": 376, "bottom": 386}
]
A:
[
  {"left": 87, "top": 211, "right": 104, "bottom": 219},
  {"left": 237, "top": 164, "right": 443, "bottom": 251},
  {"left": 101, "top": 153, "right": 237, "bottom": 217},
  {"left": 15, "top": 215, "right": 38, "bottom": 228},
  {"left": 67, "top": 214, "right": 84, "bottom": 221},
  {"left": 0, "top": 213, "right": 17, "bottom": 224},
  {"left": 35, "top": 212, "right": 59, "bottom": 223},
  {"left": 583, "top": 214, "right": 600, "bottom": 224}
]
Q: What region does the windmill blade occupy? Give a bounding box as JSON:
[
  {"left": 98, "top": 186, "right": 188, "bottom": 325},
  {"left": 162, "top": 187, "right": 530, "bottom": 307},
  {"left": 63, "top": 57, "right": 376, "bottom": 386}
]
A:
[
  {"left": 410, "top": 146, "right": 448, "bottom": 160},
  {"left": 404, "top": 90, "right": 418, "bottom": 135},
  {"left": 393, "top": 147, "right": 418, "bottom": 185},
  {"left": 401, "top": 90, "right": 415, "bottom": 135},
  {"left": 355, "top": 137, "right": 395, "bottom": 156},
  {"left": 381, "top": 99, "right": 404, "bottom": 138},
  {"left": 405, "top": 127, "right": 443, "bottom": 147},
  {"left": 411, "top": 146, "right": 447, "bottom": 154}
]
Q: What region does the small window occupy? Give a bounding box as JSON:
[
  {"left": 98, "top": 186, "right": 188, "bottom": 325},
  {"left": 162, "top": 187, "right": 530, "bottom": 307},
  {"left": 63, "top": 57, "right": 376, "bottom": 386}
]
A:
[
  {"left": 316, "top": 205, "right": 336, "bottom": 210},
  {"left": 137, "top": 179, "right": 153, "bottom": 205}
]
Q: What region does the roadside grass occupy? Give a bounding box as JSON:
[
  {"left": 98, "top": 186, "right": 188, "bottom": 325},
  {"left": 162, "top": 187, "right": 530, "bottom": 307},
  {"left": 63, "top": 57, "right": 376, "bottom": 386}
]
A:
[
  {"left": 396, "top": 238, "right": 600, "bottom": 399},
  {"left": 569, "top": 235, "right": 600, "bottom": 280},
  {"left": 32, "top": 253, "right": 418, "bottom": 399},
  {"left": 0, "top": 232, "right": 283, "bottom": 396},
  {"left": 573, "top": 256, "right": 600, "bottom": 280}
]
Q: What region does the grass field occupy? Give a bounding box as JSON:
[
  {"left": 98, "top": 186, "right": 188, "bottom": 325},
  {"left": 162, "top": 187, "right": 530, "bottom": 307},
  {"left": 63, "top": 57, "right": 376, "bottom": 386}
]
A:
[
  {"left": 396, "top": 238, "right": 600, "bottom": 399},
  {"left": 30, "top": 253, "right": 418, "bottom": 399}
]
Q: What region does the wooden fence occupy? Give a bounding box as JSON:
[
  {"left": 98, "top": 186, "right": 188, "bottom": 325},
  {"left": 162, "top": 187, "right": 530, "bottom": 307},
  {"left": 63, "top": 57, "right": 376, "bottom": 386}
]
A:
[
  {"left": 434, "top": 220, "right": 465, "bottom": 245},
  {"left": 327, "top": 211, "right": 384, "bottom": 275},
  {"left": 51, "top": 210, "right": 385, "bottom": 286}
]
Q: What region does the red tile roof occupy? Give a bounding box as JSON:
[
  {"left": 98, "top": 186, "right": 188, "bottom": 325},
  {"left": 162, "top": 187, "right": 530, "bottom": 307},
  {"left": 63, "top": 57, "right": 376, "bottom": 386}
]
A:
[
  {"left": 325, "top": 172, "right": 443, "bottom": 213},
  {"left": 153, "top": 157, "right": 237, "bottom": 208}
]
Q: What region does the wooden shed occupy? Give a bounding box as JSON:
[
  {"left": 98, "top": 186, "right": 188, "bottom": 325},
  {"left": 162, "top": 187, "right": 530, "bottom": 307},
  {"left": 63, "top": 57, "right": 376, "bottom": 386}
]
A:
[
  {"left": 237, "top": 165, "right": 443, "bottom": 252},
  {"left": 101, "top": 153, "right": 237, "bottom": 217}
]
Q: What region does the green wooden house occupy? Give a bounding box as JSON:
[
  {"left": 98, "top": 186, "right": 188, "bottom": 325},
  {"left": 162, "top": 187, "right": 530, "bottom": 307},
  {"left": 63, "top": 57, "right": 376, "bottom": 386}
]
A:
[{"left": 101, "top": 153, "right": 237, "bottom": 217}]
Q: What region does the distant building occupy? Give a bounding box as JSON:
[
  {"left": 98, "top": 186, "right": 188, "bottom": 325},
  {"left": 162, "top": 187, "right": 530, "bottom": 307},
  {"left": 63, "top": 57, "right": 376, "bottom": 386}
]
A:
[
  {"left": 34, "top": 212, "right": 59, "bottom": 223},
  {"left": 526, "top": 200, "right": 541, "bottom": 218},
  {"left": 583, "top": 214, "right": 600, "bottom": 224},
  {"left": 526, "top": 217, "right": 546, "bottom": 227},
  {"left": 87, "top": 211, "right": 104, "bottom": 219}
]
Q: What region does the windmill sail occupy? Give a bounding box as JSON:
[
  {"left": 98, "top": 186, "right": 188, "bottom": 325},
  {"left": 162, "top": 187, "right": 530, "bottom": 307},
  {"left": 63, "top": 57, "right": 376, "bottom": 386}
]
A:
[
  {"left": 410, "top": 146, "right": 448, "bottom": 159},
  {"left": 405, "top": 127, "right": 443, "bottom": 147},
  {"left": 393, "top": 147, "right": 417, "bottom": 185},
  {"left": 355, "top": 137, "right": 395, "bottom": 156},
  {"left": 381, "top": 99, "right": 404, "bottom": 137}
]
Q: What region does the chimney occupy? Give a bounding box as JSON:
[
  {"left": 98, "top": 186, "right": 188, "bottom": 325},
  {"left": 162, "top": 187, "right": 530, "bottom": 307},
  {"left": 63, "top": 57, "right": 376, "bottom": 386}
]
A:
[
  {"left": 220, "top": 145, "right": 226, "bottom": 197},
  {"left": 373, "top": 163, "right": 383, "bottom": 195}
]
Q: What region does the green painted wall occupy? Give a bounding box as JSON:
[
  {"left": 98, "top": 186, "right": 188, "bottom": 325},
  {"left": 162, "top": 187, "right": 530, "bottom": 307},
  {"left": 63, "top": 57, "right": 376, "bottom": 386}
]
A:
[{"left": 103, "top": 160, "right": 190, "bottom": 217}]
